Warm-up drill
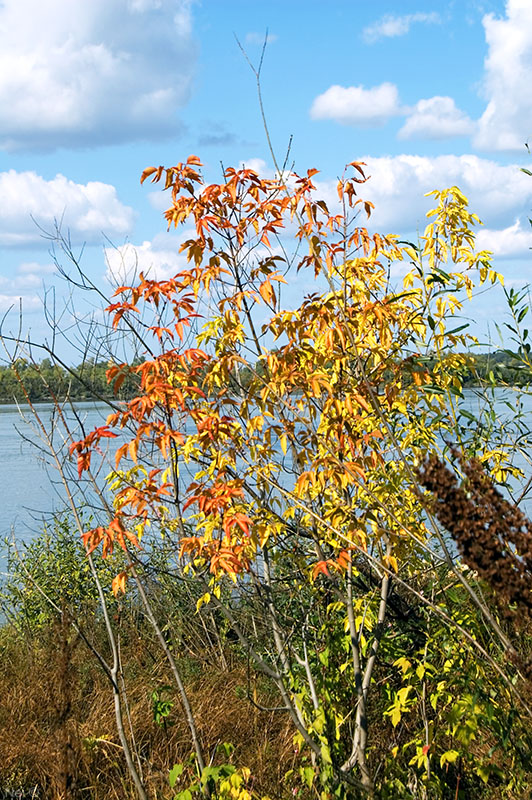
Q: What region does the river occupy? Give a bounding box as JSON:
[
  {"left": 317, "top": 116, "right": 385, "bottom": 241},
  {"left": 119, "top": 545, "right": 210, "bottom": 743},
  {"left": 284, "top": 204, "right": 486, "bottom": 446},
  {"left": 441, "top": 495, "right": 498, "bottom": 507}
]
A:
[{"left": 1, "top": 387, "right": 531, "bottom": 572}]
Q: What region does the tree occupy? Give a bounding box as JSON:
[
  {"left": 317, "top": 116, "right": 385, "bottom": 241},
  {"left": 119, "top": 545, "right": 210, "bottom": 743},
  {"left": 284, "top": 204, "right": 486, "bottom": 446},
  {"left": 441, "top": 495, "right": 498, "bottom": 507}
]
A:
[{"left": 8, "top": 157, "right": 532, "bottom": 798}]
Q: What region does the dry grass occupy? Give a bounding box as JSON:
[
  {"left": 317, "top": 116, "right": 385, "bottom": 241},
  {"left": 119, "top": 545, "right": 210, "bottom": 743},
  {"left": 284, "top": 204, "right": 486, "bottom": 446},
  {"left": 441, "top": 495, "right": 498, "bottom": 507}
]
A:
[{"left": 0, "top": 622, "right": 295, "bottom": 800}]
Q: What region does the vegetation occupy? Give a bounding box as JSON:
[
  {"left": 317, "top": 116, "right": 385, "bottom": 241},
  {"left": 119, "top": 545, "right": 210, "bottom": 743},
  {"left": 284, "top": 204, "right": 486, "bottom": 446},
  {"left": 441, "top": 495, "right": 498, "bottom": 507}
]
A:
[
  {"left": 0, "top": 347, "right": 530, "bottom": 406},
  {"left": 2, "top": 154, "right": 532, "bottom": 800},
  {"left": 0, "top": 358, "right": 139, "bottom": 404}
]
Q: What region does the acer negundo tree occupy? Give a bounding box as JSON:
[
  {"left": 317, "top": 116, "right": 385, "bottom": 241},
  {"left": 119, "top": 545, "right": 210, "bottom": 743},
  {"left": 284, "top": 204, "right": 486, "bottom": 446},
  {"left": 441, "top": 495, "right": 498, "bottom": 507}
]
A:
[{"left": 9, "top": 157, "right": 532, "bottom": 798}]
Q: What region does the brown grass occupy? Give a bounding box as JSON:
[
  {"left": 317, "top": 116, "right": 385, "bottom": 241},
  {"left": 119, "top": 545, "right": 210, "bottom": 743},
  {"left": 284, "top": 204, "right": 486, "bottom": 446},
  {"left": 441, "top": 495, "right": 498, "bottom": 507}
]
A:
[{"left": 0, "top": 622, "right": 295, "bottom": 800}]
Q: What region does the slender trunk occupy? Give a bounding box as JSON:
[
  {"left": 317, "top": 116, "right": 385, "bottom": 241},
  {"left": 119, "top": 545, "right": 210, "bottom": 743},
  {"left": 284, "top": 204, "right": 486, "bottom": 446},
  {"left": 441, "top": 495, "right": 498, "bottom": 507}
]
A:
[
  {"left": 342, "top": 560, "right": 373, "bottom": 792},
  {"left": 131, "top": 565, "right": 207, "bottom": 778}
]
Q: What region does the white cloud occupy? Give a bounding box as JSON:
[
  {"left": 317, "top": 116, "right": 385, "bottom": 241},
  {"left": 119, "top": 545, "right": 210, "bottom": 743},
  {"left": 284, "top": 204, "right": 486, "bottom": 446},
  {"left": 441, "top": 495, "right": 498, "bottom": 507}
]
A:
[
  {"left": 104, "top": 237, "right": 188, "bottom": 285},
  {"left": 310, "top": 83, "right": 403, "bottom": 126},
  {"left": 309, "top": 155, "right": 532, "bottom": 248},
  {"left": 239, "top": 158, "right": 272, "bottom": 175},
  {"left": 245, "top": 32, "right": 278, "bottom": 45},
  {"left": 476, "top": 218, "right": 532, "bottom": 258},
  {"left": 0, "top": 261, "right": 59, "bottom": 313},
  {"left": 475, "top": 0, "right": 532, "bottom": 152},
  {"left": 357, "top": 154, "right": 532, "bottom": 232},
  {"left": 0, "top": 293, "right": 42, "bottom": 313},
  {"left": 363, "top": 12, "right": 440, "bottom": 44},
  {"left": 0, "top": 0, "right": 196, "bottom": 151},
  {"left": 10, "top": 261, "right": 56, "bottom": 289},
  {"left": 17, "top": 261, "right": 56, "bottom": 275},
  {"left": 0, "top": 171, "right": 135, "bottom": 247},
  {"left": 399, "top": 96, "right": 475, "bottom": 140},
  {"left": 148, "top": 190, "right": 173, "bottom": 212}
]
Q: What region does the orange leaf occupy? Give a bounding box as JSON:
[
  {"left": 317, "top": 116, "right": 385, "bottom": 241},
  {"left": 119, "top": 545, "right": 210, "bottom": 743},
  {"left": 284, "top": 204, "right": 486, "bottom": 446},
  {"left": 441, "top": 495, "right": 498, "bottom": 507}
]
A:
[
  {"left": 140, "top": 166, "right": 158, "bottom": 184},
  {"left": 336, "top": 550, "right": 351, "bottom": 570},
  {"left": 311, "top": 560, "right": 330, "bottom": 580},
  {"left": 112, "top": 571, "right": 128, "bottom": 596},
  {"left": 352, "top": 393, "right": 372, "bottom": 414},
  {"left": 128, "top": 439, "right": 139, "bottom": 463},
  {"left": 115, "top": 443, "right": 129, "bottom": 468},
  {"left": 259, "top": 279, "right": 274, "bottom": 305},
  {"left": 223, "top": 512, "right": 252, "bottom": 538},
  {"left": 76, "top": 451, "right": 91, "bottom": 478},
  {"left": 82, "top": 526, "right": 105, "bottom": 555}
]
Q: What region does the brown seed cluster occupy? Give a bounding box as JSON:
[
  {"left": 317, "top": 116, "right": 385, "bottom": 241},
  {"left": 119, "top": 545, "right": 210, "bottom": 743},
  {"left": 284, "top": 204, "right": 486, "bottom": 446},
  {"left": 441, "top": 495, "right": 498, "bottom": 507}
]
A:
[{"left": 417, "top": 453, "right": 532, "bottom": 621}]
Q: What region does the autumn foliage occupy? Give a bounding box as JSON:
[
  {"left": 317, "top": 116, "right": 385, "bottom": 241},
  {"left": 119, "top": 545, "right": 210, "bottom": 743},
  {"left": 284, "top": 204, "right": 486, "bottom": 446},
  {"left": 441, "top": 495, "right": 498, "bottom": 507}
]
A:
[{"left": 10, "top": 154, "right": 532, "bottom": 799}]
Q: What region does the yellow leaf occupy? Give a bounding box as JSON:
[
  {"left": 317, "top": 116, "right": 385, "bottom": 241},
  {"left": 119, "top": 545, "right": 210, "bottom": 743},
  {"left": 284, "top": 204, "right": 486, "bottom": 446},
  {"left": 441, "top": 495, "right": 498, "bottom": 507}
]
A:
[
  {"left": 384, "top": 554, "right": 398, "bottom": 573},
  {"left": 394, "top": 657, "right": 412, "bottom": 675},
  {"left": 403, "top": 271, "right": 414, "bottom": 289},
  {"left": 390, "top": 705, "right": 401, "bottom": 727},
  {"left": 196, "top": 592, "right": 211, "bottom": 612},
  {"left": 440, "top": 749, "right": 459, "bottom": 768}
]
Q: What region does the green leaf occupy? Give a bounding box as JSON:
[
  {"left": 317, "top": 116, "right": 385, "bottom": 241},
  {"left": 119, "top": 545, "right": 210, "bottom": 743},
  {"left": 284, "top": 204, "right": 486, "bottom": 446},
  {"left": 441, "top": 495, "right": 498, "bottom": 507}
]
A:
[
  {"left": 446, "top": 324, "right": 469, "bottom": 335},
  {"left": 300, "top": 766, "right": 315, "bottom": 789},
  {"left": 220, "top": 742, "right": 235, "bottom": 758},
  {"left": 174, "top": 790, "right": 193, "bottom": 800},
  {"left": 476, "top": 765, "right": 491, "bottom": 784},
  {"left": 169, "top": 764, "right": 184, "bottom": 788}
]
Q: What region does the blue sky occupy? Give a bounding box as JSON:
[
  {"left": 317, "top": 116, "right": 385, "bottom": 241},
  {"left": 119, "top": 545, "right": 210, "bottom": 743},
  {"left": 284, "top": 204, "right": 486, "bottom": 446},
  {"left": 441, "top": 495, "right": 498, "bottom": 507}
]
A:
[{"left": 1, "top": 0, "right": 532, "bottom": 357}]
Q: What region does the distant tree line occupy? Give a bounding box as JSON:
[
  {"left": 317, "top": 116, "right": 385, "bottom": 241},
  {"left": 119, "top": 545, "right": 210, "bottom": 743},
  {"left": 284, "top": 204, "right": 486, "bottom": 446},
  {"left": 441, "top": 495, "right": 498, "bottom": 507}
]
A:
[
  {"left": 457, "top": 350, "right": 531, "bottom": 387},
  {"left": 0, "top": 350, "right": 529, "bottom": 405},
  {"left": 0, "top": 358, "right": 140, "bottom": 403},
  {"left": 399, "top": 350, "right": 532, "bottom": 389}
]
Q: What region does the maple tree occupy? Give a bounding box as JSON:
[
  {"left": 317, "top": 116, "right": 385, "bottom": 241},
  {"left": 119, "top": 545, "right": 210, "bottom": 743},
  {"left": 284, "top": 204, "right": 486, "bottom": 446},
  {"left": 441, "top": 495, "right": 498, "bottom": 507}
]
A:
[{"left": 9, "top": 154, "right": 532, "bottom": 798}]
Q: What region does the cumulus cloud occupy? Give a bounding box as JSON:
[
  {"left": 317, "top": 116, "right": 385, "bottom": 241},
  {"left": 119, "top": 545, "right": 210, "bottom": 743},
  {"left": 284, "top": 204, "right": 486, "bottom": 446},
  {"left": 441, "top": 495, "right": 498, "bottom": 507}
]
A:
[
  {"left": 363, "top": 12, "right": 440, "bottom": 44},
  {"left": 17, "top": 261, "right": 56, "bottom": 275},
  {"left": 11, "top": 261, "right": 57, "bottom": 288},
  {"left": 309, "top": 155, "right": 532, "bottom": 255},
  {"left": 476, "top": 218, "right": 532, "bottom": 258},
  {"left": 475, "top": 0, "right": 532, "bottom": 151},
  {"left": 356, "top": 154, "right": 532, "bottom": 232},
  {"left": 310, "top": 83, "right": 403, "bottom": 126},
  {"left": 399, "top": 96, "right": 475, "bottom": 140},
  {"left": 0, "top": 0, "right": 196, "bottom": 151},
  {"left": 0, "top": 171, "right": 135, "bottom": 247},
  {"left": 104, "top": 235, "right": 189, "bottom": 285},
  {"left": 310, "top": 84, "right": 475, "bottom": 141}
]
